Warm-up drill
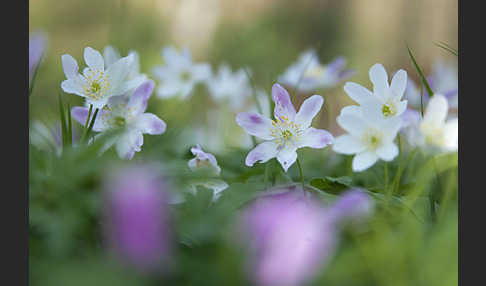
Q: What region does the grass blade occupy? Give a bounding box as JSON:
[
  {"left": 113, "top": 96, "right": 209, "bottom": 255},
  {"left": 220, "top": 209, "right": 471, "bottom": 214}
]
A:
[
  {"left": 67, "top": 102, "right": 73, "bottom": 147},
  {"left": 434, "top": 41, "right": 458, "bottom": 56},
  {"left": 58, "top": 94, "right": 68, "bottom": 149},
  {"left": 406, "top": 44, "right": 434, "bottom": 98}
]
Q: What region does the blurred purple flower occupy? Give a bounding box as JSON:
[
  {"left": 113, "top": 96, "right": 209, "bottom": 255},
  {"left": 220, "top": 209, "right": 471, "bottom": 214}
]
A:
[
  {"left": 29, "top": 120, "right": 79, "bottom": 155},
  {"left": 328, "top": 189, "right": 374, "bottom": 228},
  {"left": 29, "top": 31, "right": 47, "bottom": 84},
  {"left": 239, "top": 187, "right": 337, "bottom": 286},
  {"left": 103, "top": 166, "right": 171, "bottom": 273}
]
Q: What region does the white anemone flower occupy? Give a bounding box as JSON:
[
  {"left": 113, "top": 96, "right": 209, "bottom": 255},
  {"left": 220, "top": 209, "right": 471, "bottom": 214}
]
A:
[
  {"left": 103, "top": 45, "right": 147, "bottom": 94},
  {"left": 278, "top": 49, "right": 354, "bottom": 92},
  {"left": 344, "top": 63, "right": 408, "bottom": 120},
  {"left": 71, "top": 80, "right": 166, "bottom": 159},
  {"left": 151, "top": 46, "right": 211, "bottom": 99},
  {"left": 207, "top": 64, "right": 252, "bottom": 110},
  {"left": 333, "top": 106, "right": 402, "bottom": 172},
  {"left": 187, "top": 145, "right": 228, "bottom": 202},
  {"left": 61, "top": 47, "right": 140, "bottom": 109},
  {"left": 236, "top": 84, "right": 334, "bottom": 172}
]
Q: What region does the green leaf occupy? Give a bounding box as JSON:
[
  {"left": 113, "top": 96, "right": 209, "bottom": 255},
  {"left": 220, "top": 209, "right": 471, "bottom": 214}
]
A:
[
  {"left": 406, "top": 44, "right": 434, "bottom": 98},
  {"left": 310, "top": 176, "right": 353, "bottom": 194},
  {"left": 434, "top": 41, "right": 458, "bottom": 56},
  {"left": 58, "top": 94, "right": 68, "bottom": 149}
]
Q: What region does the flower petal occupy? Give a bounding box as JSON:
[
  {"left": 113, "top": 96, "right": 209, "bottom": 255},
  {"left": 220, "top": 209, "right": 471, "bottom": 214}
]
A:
[
  {"left": 276, "top": 146, "right": 298, "bottom": 172},
  {"left": 106, "top": 54, "right": 134, "bottom": 96},
  {"left": 294, "top": 95, "right": 324, "bottom": 128},
  {"left": 245, "top": 141, "right": 279, "bottom": 167},
  {"left": 443, "top": 118, "right": 458, "bottom": 151},
  {"left": 236, "top": 112, "right": 274, "bottom": 140},
  {"left": 423, "top": 94, "right": 448, "bottom": 126},
  {"left": 272, "top": 83, "right": 296, "bottom": 121},
  {"left": 71, "top": 106, "right": 110, "bottom": 132},
  {"left": 369, "top": 63, "right": 389, "bottom": 96},
  {"left": 297, "top": 127, "right": 333, "bottom": 149},
  {"left": 375, "top": 143, "right": 398, "bottom": 161},
  {"left": 116, "top": 130, "right": 144, "bottom": 160},
  {"left": 390, "top": 69, "right": 407, "bottom": 99},
  {"left": 332, "top": 134, "right": 366, "bottom": 155},
  {"left": 344, "top": 82, "right": 372, "bottom": 105},
  {"left": 134, "top": 113, "right": 167, "bottom": 135},
  {"left": 336, "top": 113, "right": 367, "bottom": 136},
  {"left": 127, "top": 80, "right": 155, "bottom": 115},
  {"left": 352, "top": 151, "right": 378, "bottom": 172},
  {"left": 61, "top": 54, "right": 80, "bottom": 80},
  {"left": 103, "top": 45, "right": 121, "bottom": 67},
  {"left": 191, "top": 63, "right": 211, "bottom": 82},
  {"left": 84, "top": 47, "right": 104, "bottom": 71},
  {"left": 61, "top": 79, "right": 85, "bottom": 97}
]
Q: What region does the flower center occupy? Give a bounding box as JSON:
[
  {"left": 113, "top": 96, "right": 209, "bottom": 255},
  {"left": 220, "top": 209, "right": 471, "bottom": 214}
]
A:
[
  {"left": 382, "top": 103, "right": 396, "bottom": 117},
  {"left": 83, "top": 69, "right": 110, "bottom": 100},
  {"left": 304, "top": 65, "right": 325, "bottom": 79},
  {"left": 180, "top": 71, "right": 192, "bottom": 82},
  {"left": 270, "top": 116, "right": 303, "bottom": 147},
  {"left": 362, "top": 129, "right": 382, "bottom": 150},
  {"left": 112, "top": 116, "right": 126, "bottom": 128}
]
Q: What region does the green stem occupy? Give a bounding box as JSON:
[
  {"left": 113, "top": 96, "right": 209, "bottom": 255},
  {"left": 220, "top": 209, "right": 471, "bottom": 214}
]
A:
[
  {"left": 85, "top": 108, "right": 100, "bottom": 140},
  {"left": 82, "top": 105, "right": 94, "bottom": 143},
  {"left": 392, "top": 135, "right": 403, "bottom": 194},
  {"left": 384, "top": 161, "right": 389, "bottom": 200},
  {"left": 296, "top": 157, "right": 305, "bottom": 189}
]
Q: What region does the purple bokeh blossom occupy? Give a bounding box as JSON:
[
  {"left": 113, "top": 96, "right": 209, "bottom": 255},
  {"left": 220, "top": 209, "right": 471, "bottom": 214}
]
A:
[
  {"left": 29, "top": 31, "right": 47, "bottom": 84},
  {"left": 103, "top": 166, "right": 172, "bottom": 273}
]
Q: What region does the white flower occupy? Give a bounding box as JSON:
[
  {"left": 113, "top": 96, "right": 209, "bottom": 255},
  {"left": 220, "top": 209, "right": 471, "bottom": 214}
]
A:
[
  {"left": 71, "top": 80, "right": 166, "bottom": 159},
  {"left": 236, "top": 84, "right": 334, "bottom": 172},
  {"left": 344, "top": 63, "right": 408, "bottom": 120},
  {"left": 333, "top": 106, "right": 402, "bottom": 172},
  {"left": 278, "top": 49, "right": 354, "bottom": 92},
  {"left": 187, "top": 145, "right": 228, "bottom": 202},
  {"left": 207, "top": 64, "right": 252, "bottom": 110},
  {"left": 151, "top": 46, "right": 211, "bottom": 99},
  {"left": 103, "top": 45, "right": 147, "bottom": 94},
  {"left": 188, "top": 144, "right": 222, "bottom": 175},
  {"left": 61, "top": 47, "right": 141, "bottom": 109}
]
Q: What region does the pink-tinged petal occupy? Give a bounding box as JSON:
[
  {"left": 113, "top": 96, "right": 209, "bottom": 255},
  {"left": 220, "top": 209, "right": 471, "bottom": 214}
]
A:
[
  {"left": 332, "top": 134, "right": 366, "bottom": 155},
  {"left": 61, "top": 54, "right": 79, "bottom": 80},
  {"left": 298, "top": 128, "right": 333, "bottom": 149},
  {"left": 128, "top": 80, "right": 155, "bottom": 115},
  {"left": 369, "top": 63, "right": 389, "bottom": 96},
  {"left": 272, "top": 83, "right": 296, "bottom": 121},
  {"left": 276, "top": 146, "right": 298, "bottom": 172},
  {"left": 344, "top": 82, "right": 372, "bottom": 105},
  {"left": 236, "top": 112, "right": 274, "bottom": 140},
  {"left": 84, "top": 47, "right": 104, "bottom": 71},
  {"left": 375, "top": 142, "right": 398, "bottom": 161},
  {"left": 294, "top": 95, "right": 324, "bottom": 128},
  {"left": 245, "top": 141, "right": 279, "bottom": 167},
  {"left": 352, "top": 151, "right": 378, "bottom": 172},
  {"left": 71, "top": 107, "right": 110, "bottom": 132},
  {"left": 135, "top": 113, "right": 167, "bottom": 135},
  {"left": 116, "top": 130, "right": 144, "bottom": 160},
  {"left": 390, "top": 69, "right": 407, "bottom": 99}
]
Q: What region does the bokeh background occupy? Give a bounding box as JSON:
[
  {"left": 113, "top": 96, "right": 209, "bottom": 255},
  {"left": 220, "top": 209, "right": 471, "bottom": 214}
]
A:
[
  {"left": 29, "top": 1, "right": 458, "bottom": 285},
  {"left": 29, "top": 0, "right": 457, "bottom": 135}
]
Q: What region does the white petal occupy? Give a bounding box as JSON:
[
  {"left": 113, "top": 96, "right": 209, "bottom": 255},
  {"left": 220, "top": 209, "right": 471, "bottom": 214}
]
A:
[
  {"left": 84, "top": 47, "right": 104, "bottom": 71},
  {"left": 61, "top": 79, "right": 85, "bottom": 97},
  {"left": 297, "top": 127, "right": 333, "bottom": 149},
  {"left": 103, "top": 45, "right": 121, "bottom": 67},
  {"left": 390, "top": 69, "right": 407, "bottom": 99},
  {"left": 379, "top": 116, "right": 402, "bottom": 142},
  {"left": 191, "top": 63, "right": 211, "bottom": 82},
  {"left": 336, "top": 113, "right": 367, "bottom": 136},
  {"left": 272, "top": 83, "right": 296, "bottom": 121},
  {"left": 294, "top": 95, "right": 324, "bottom": 128},
  {"left": 344, "top": 82, "right": 372, "bottom": 105},
  {"left": 236, "top": 112, "right": 274, "bottom": 140},
  {"left": 423, "top": 94, "right": 448, "bottom": 126},
  {"left": 245, "top": 141, "right": 279, "bottom": 167},
  {"left": 106, "top": 54, "right": 134, "bottom": 96},
  {"left": 340, "top": 105, "right": 362, "bottom": 116},
  {"left": 375, "top": 143, "right": 398, "bottom": 161},
  {"left": 61, "top": 54, "right": 79, "bottom": 80},
  {"left": 396, "top": 100, "right": 408, "bottom": 116},
  {"left": 369, "top": 63, "right": 389, "bottom": 96},
  {"left": 115, "top": 130, "right": 144, "bottom": 160},
  {"left": 352, "top": 151, "right": 378, "bottom": 172},
  {"left": 134, "top": 113, "right": 167, "bottom": 135},
  {"left": 443, "top": 118, "right": 458, "bottom": 151},
  {"left": 276, "top": 146, "right": 298, "bottom": 172},
  {"left": 87, "top": 97, "right": 110, "bottom": 110},
  {"left": 332, "top": 134, "right": 366, "bottom": 154}
]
